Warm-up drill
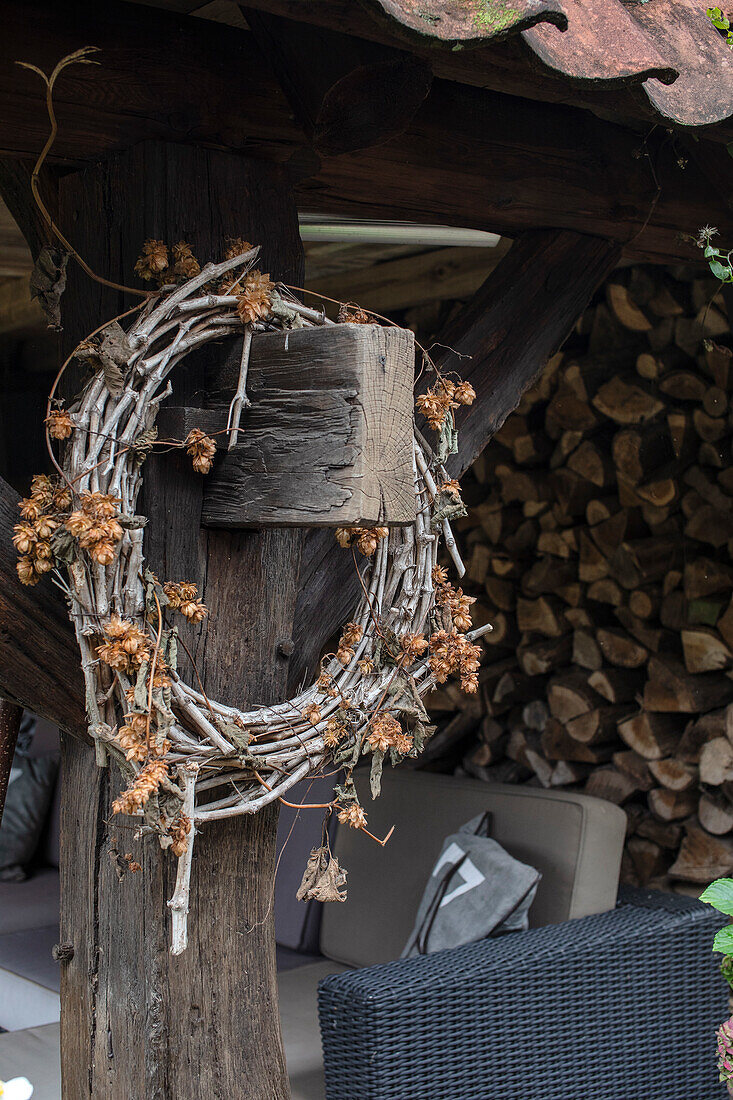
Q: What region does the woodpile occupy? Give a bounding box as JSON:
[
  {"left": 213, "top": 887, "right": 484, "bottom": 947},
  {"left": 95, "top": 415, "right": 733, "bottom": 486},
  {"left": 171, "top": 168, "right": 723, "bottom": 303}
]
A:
[{"left": 425, "top": 264, "right": 733, "bottom": 894}]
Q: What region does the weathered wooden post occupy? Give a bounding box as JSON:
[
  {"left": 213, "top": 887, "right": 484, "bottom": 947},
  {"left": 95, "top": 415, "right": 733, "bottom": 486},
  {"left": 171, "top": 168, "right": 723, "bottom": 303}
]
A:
[{"left": 55, "top": 141, "right": 345, "bottom": 1100}]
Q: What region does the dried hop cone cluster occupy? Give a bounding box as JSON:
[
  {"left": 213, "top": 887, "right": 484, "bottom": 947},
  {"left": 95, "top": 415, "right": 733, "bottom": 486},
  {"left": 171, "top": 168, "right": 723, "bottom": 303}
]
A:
[
  {"left": 97, "top": 613, "right": 152, "bottom": 675},
  {"left": 367, "top": 712, "right": 412, "bottom": 755},
  {"left": 337, "top": 621, "right": 363, "bottom": 666},
  {"left": 112, "top": 759, "right": 169, "bottom": 817},
  {"left": 433, "top": 564, "right": 475, "bottom": 632},
  {"left": 428, "top": 630, "right": 481, "bottom": 694},
  {"left": 134, "top": 239, "right": 200, "bottom": 285},
  {"left": 14, "top": 475, "right": 71, "bottom": 586},
  {"left": 163, "top": 581, "right": 208, "bottom": 623},
  {"left": 185, "top": 428, "right": 217, "bottom": 475},
  {"left": 334, "top": 526, "right": 389, "bottom": 557},
  {"left": 116, "top": 714, "right": 170, "bottom": 764},
  {"left": 65, "top": 491, "right": 124, "bottom": 566},
  {"left": 416, "top": 376, "right": 476, "bottom": 431},
  {"left": 236, "top": 270, "right": 275, "bottom": 324}
]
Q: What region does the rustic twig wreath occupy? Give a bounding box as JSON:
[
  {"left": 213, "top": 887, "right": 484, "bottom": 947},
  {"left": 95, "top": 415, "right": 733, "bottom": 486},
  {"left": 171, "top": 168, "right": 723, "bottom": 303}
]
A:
[{"left": 14, "top": 242, "right": 489, "bottom": 953}]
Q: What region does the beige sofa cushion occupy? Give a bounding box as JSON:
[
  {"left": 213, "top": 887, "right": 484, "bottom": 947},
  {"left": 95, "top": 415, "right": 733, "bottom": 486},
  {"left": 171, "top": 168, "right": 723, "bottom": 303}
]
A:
[{"left": 321, "top": 769, "right": 625, "bottom": 969}]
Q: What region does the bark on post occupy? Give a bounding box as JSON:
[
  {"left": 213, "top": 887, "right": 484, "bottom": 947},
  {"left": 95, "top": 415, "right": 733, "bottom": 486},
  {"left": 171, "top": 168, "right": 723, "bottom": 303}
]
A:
[{"left": 57, "top": 143, "right": 303, "bottom": 1099}]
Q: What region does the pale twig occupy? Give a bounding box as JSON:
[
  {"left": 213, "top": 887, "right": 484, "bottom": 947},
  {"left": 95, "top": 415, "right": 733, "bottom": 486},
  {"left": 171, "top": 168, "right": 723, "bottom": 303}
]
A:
[
  {"left": 226, "top": 325, "right": 253, "bottom": 449},
  {"left": 168, "top": 762, "right": 198, "bottom": 955}
]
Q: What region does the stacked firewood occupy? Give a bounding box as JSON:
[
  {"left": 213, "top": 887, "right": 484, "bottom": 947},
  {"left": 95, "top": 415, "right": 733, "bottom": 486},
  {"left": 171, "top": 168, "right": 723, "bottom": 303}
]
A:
[{"left": 424, "top": 264, "right": 733, "bottom": 893}]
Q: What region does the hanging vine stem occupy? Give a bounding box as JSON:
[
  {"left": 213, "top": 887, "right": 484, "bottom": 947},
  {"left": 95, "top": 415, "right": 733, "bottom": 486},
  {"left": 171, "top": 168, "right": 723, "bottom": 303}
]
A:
[{"left": 17, "top": 47, "right": 148, "bottom": 298}]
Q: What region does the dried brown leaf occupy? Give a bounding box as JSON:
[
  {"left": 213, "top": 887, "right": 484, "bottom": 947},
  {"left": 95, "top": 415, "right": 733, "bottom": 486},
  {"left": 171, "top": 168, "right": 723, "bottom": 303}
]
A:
[{"left": 296, "top": 845, "right": 347, "bottom": 903}]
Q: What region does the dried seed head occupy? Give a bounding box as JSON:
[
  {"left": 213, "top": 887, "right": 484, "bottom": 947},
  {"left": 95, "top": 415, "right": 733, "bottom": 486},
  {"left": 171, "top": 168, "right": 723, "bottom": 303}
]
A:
[
  {"left": 134, "top": 239, "right": 169, "bottom": 281},
  {"left": 12, "top": 523, "right": 37, "bottom": 554},
  {"left": 185, "top": 428, "right": 216, "bottom": 475},
  {"left": 337, "top": 303, "right": 371, "bottom": 324},
  {"left": 46, "top": 409, "right": 74, "bottom": 440},
  {"left": 337, "top": 802, "right": 367, "bottom": 830},
  {"left": 301, "top": 702, "right": 322, "bottom": 726},
  {"left": 112, "top": 760, "right": 169, "bottom": 816},
  {"left": 224, "top": 237, "right": 254, "bottom": 260},
  {"left": 16, "top": 556, "right": 39, "bottom": 585},
  {"left": 453, "top": 380, "right": 476, "bottom": 405},
  {"left": 236, "top": 270, "right": 274, "bottom": 324},
  {"left": 367, "top": 712, "right": 402, "bottom": 753},
  {"left": 171, "top": 241, "right": 200, "bottom": 280}
]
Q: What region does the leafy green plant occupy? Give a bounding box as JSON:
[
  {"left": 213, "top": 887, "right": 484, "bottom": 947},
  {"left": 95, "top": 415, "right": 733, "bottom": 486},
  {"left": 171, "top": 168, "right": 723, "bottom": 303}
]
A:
[
  {"left": 708, "top": 6, "right": 733, "bottom": 46},
  {"left": 697, "top": 226, "right": 733, "bottom": 284},
  {"left": 700, "top": 878, "right": 733, "bottom": 988}
]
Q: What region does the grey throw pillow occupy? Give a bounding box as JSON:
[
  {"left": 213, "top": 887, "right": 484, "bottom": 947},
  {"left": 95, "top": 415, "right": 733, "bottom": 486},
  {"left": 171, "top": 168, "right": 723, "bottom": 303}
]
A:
[
  {"left": 402, "top": 813, "right": 541, "bottom": 957},
  {"left": 0, "top": 755, "right": 59, "bottom": 881}
]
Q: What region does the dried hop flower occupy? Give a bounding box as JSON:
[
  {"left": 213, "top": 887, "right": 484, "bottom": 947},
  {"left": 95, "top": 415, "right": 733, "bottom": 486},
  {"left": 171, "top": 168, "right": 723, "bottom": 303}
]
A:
[
  {"left": 134, "top": 239, "right": 169, "bottom": 281},
  {"left": 16, "top": 556, "right": 39, "bottom": 585},
  {"left": 453, "top": 381, "right": 476, "bottom": 405},
  {"left": 367, "top": 712, "right": 403, "bottom": 753},
  {"left": 169, "top": 812, "right": 192, "bottom": 859},
  {"left": 171, "top": 241, "right": 200, "bottom": 280},
  {"left": 224, "top": 237, "right": 254, "bottom": 260},
  {"left": 185, "top": 428, "right": 217, "bottom": 475},
  {"left": 302, "top": 702, "right": 322, "bottom": 726},
  {"left": 112, "top": 760, "right": 169, "bottom": 816},
  {"left": 46, "top": 409, "right": 74, "bottom": 440},
  {"left": 334, "top": 526, "right": 389, "bottom": 557},
  {"left": 337, "top": 801, "right": 367, "bottom": 830},
  {"left": 237, "top": 270, "right": 274, "bottom": 324},
  {"left": 337, "top": 303, "right": 371, "bottom": 324}
]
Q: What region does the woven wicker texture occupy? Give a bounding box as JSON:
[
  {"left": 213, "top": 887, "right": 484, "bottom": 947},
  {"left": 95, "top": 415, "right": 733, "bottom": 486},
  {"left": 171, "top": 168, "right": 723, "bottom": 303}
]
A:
[{"left": 319, "top": 889, "right": 727, "bottom": 1099}]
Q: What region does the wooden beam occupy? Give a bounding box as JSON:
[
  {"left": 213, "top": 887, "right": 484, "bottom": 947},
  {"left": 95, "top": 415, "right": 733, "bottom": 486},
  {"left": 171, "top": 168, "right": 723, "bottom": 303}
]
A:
[
  {"left": 244, "top": 8, "right": 432, "bottom": 156},
  {"left": 288, "top": 229, "right": 621, "bottom": 689},
  {"left": 306, "top": 242, "right": 511, "bottom": 313},
  {"left": 156, "top": 323, "right": 416, "bottom": 527},
  {"left": 0, "top": 1, "right": 728, "bottom": 262}
]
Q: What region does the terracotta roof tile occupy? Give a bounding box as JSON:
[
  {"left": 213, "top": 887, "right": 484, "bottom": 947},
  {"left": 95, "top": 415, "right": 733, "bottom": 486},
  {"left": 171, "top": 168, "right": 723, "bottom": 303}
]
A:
[{"left": 369, "top": 0, "right": 733, "bottom": 126}]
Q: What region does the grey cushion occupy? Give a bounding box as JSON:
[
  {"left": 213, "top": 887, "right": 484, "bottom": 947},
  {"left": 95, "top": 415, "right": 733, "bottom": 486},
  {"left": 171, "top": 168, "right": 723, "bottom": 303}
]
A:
[
  {"left": 279, "top": 961, "right": 348, "bottom": 1100},
  {"left": 0, "top": 1023, "right": 61, "bottom": 1100},
  {"left": 0, "top": 757, "right": 59, "bottom": 880},
  {"left": 321, "top": 769, "right": 626, "bottom": 968},
  {"left": 0, "top": 868, "right": 59, "bottom": 934}
]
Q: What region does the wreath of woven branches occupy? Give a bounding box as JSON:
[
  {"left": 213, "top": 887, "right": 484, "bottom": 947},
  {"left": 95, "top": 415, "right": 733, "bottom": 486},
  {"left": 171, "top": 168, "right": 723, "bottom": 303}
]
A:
[{"left": 13, "top": 241, "right": 489, "bottom": 951}]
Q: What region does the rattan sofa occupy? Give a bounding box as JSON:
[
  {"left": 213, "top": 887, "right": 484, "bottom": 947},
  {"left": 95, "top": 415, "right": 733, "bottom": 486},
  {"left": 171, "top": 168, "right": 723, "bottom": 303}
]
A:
[{"left": 281, "top": 769, "right": 728, "bottom": 1100}]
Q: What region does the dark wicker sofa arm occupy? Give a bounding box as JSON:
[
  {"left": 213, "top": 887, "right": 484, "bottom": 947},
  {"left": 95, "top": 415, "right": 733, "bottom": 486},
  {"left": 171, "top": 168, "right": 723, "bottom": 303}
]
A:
[{"left": 318, "top": 889, "right": 727, "bottom": 1100}]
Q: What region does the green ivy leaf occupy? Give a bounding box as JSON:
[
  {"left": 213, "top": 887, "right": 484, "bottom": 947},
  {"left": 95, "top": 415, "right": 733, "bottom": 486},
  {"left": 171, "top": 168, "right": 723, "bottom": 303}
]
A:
[
  {"left": 701, "top": 878, "right": 733, "bottom": 915},
  {"left": 713, "top": 925, "right": 733, "bottom": 955},
  {"left": 709, "top": 258, "right": 733, "bottom": 282}
]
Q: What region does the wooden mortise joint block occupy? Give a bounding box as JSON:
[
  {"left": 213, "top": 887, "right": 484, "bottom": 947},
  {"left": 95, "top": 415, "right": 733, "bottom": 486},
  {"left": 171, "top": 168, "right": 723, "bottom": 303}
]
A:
[{"left": 156, "top": 323, "right": 416, "bottom": 528}]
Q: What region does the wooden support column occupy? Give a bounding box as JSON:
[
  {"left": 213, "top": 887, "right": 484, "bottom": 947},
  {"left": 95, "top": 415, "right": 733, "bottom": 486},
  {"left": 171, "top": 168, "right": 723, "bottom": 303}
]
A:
[
  {"left": 58, "top": 143, "right": 302, "bottom": 1100},
  {"left": 290, "top": 230, "right": 621, "bottom": 689}
]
